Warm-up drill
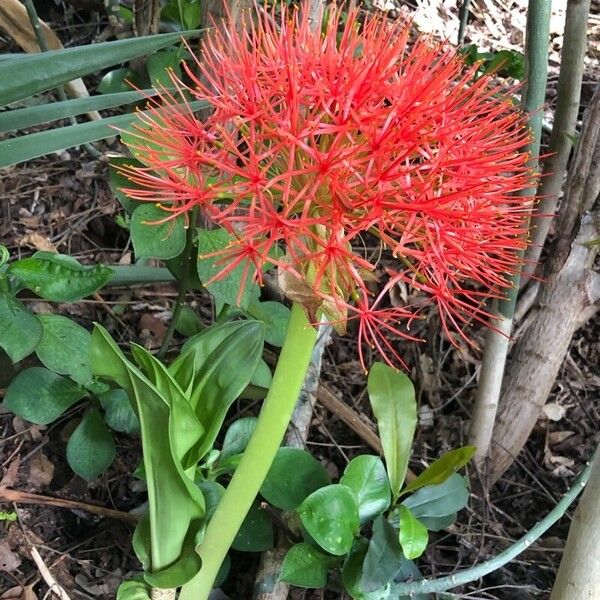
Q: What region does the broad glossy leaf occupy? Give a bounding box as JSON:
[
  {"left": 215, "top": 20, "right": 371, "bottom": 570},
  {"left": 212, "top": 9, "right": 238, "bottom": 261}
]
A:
[
  {"left": 401, "top": 446, "right": 475, "bottom": 495},
  {"left": 298, "top": 484, "right": 359, "bottom": 556},
  {"left": 397, "top": 506, "right": 428, "bottom": 560},
  {"left": 280, "top": 543, "right": 333, "bottom": 588},
  {"left": 3, "top": 367, "right": 86, "bottom": 424},
  {"left": 0, "top": 31, "right": 198, "bottom": 105},
  {"left": 367, "top": 363, "right": 416, "bottom": 499},
  {"left": 246, "top": 300, "right": 291, "bottom": 347},
  {"left": 232, "top": 501, "right": 274, "bottom": 552},
  {"left": 0, "top": 290, "right": 42, "bottom": 362},
  {"left": 100, "top": 388, "right": 140, "bottom": 434},
  {"left": 8, "top": 253, "right": 113, "bottom": 301},
  {"left": 401, "top": 474, "right": 469, "bottom": 519},
  {"left": 91, "top": 325, "right": 204, "bottom": 579},
  {"left": 66, "top": 409, "right": 116, "bottom": 480},
  {"left": 261, "top": 447, "right": 331, "bottom": 510},
  {"left": 196, "top": 228, "right": 260, "bottom": 313},
  {"left": 220, "top": 417, "right": 258, "bottom": 462},
  {"left": 35, "top": 315, "right": 93, "bottom": 385},
  {"left": 130, "top": 204, "right": 186, "bottom": 260},
  {"left": 361, "top": 516, "right": 403, "bottom": 593},
  {"left": 340, "top": 455, "right": 391, "bottom": 524}
]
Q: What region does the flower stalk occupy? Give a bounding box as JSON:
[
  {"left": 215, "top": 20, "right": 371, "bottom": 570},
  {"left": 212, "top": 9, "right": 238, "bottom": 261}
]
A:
[{"left": 178, "top": 303, "right": 318, "bottom": 600}]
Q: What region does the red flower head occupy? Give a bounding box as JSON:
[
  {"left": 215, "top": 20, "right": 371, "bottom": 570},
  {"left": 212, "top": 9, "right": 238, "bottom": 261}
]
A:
[{"left": 119, "top": 3, "right": 535, "bottom": 367}]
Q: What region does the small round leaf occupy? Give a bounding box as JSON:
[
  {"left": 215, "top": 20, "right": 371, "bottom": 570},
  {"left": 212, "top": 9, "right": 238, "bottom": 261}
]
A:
[
  {"left": 130, "top": 204, "right": 186, "bottom": 260},
  {"left": 280, "top": 543, "right": 333, "bottom": 588}
]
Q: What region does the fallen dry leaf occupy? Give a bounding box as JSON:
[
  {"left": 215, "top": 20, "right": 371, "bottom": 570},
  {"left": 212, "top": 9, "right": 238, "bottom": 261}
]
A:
[
  {"left": 542, "top": 402, "right": 566, "bottom": 421},
  {"left": 20, "top": 232, "right": 57, "bottom": 253},
  {"left": 0, "top": 457, "right": 20, "bottom": 488},
  {"left": 0, "top": 586, "right": 38, "bottom": 600},
  {"left": 27, "top": 452, "right": 54, "bottom": 490},
  {"left": 0, "top": 540, "right": 21, "bottom": 572}
]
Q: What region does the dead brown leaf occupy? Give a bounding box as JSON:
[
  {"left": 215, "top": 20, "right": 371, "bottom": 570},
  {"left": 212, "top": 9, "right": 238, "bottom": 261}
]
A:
[
  {"left": 0, "top": 457, "right": 20, "bottom": 488},
  {"left": 0, "top": 540, "right": 21, "bottom": 572},
  {"left": 0, "top": 586, "right": 38, "bottom": 600},
  {"left": 20, "top": 232, "right": 57, "bottom": 253},
  {"left": 27, "top": 452, "right": 54, "bottom": 490}
]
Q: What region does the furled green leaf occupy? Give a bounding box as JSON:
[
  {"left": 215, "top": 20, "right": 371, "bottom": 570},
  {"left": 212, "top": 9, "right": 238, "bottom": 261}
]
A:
[
  {"left": 130, "top": 204, "right": 187, "bottom": 260},
  {"left": 66, "top": 409, "right": 116, "bottom": 480},
  {"left": 232, "top": 501, "right": 274, "bottom": 552},
  {"left": 0, "top": 290, "right": 42, "bottom": 362},
  {"left": 361, "top": 516, "right": 403, "bottom": 593},
  {"left": 261, "top": 447, "right": 331, "bottom": 510},
  {"left": 401, "top": 447, "right": 475, "bottom": 495},
  {"left": 0, "top": 31, "right": 198, "bottom": 105},
  {"left": 3, "top": 367, "right": 87, "bottom": 424},
  {"left": 35, "top": 314, "right": 93, "bottom": 385},
  {"left": 100, "top": 388, "right": 140, "bottom": 434},
  {"left": 397, "top": 506, "right": 428, "bottom": 560},
  {"left": 367, "top": 363, "right": 416, "bottom": 500},
  {"left": 8, "top": 253, "right": 113, "bottom": 301},
  {"left": 246, "top": 300, "right": 291, "bottom": 347},
  {"left": 196, "top": 228, "right": 260, "bottom": 313},
  {"left": 340, "top": 455, "right": 391, "bottom": 525},
  {"left": 298, "top": 484, "right": 359, "bottom": 556},
  {"left": 401, "top": 474, "right": 469, "bottom": 519},
  {"left": 280, "top": 543, "right": 333, "bottom": 588},
  {"left": 117, "top": 579, "right": 151, "bottom": 600},
  {"left": 91, "top": 325, "right": 204, "bottom": 582}
]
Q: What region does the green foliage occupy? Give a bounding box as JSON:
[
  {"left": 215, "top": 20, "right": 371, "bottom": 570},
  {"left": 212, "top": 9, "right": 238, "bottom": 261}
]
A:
[
  {"left": 246, "top": 300, "right": 291, "bottom": 347},
  {"left": 100, "top": 388, "right": 140, "bottom": 434},
  {"left": 367, "top": 364, "right": 416, "bottom": 500},
  {"left": 461, "top": 44, "right": 525, "bottom": 79},
  {"left": 130, "top": 205, "right": 187, "bottom": 260},
  {"left": 232, "top": 501, "right": 274, "bottom": 552},
  {"left": 396, "top": 506, "right": 428, "bottom": 560},
  {"left": 261, "top": 447, "right": 331, "bottom": 510},
  {"left": 0, "top": 290, "right": 42, "bottom": 363},
  {"left": 8, "top": 253, "right": 113, "bottom": 302},
  {"left": 298, "top": 485, "right": 360, "bottom": 556},
  {"left": 66, "top": 409, "right": 116, "bottom": 480},
  {"left": 280, "top": 543, "right": 335, "bottom": 588},
  {"left": 401, "top": 474, "right": 470, "bottom": 519},
  {"left": 116, "top": 579, "right": 151, "bottom": 600}
]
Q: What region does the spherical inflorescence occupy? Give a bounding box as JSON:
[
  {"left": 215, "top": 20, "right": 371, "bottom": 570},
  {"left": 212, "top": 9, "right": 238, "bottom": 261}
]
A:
[{"left": 119, "top": 3, "right": 535, "bottom": 367}]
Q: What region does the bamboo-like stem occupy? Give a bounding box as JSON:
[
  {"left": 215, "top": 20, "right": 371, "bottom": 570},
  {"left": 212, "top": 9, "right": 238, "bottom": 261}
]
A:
[
  {"left": 393, "top": 450, "right": 595, "bottom": 596},
  {"left": 469, "top": 0, "right": 552, "bottom": 470},
  {"left": 178, "top": 304, "right": 318, "bottom": 600},
  {"left": 522, "top": 0, "right": 591, "bottom": 282},
  {"left": 457, "top": 0, "right": 472, "bottom": 45},
  {"left": 550, "top": 450, "right": 600, "bottom": 599}
]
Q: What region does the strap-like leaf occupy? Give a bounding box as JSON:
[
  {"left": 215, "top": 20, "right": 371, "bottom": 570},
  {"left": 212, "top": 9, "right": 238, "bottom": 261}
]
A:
[
  {"left": 0, "top": 31, "right": 200, "bottom": 106},
  {"left": 0, "top": 100, "right": 209, "bottom": 168},
  {"left": 0, "top": 89, "right": 160, "bottom": 133}
]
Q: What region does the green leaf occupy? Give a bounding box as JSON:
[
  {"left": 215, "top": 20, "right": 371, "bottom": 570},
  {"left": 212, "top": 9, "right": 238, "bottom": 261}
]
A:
[
  {"left": 0, "top": 31, "right": 199, "bottom": 105},
  {"left": 66, "top": 409, "right": 116, "bottom": 480},
  {"left": 220, "top": 417, "right": 258, "bottom": 462},
  {"left": 3, "top": 367, "right": 86, "bottom": 424},
  {"left": 130, "top": 204, "right": 187, "bottom": 260},
  {"left": 401, "top": 446, "right": 475, "bottom": 495},
  {"left": 246, "top": 300, "right": 291, "bottom": 347},
  {"left": 232, "top": 500, "right": 274, "bottom": 552},
  {"left": 108, "top": 156, "right": 146, "bottom": 214},
  {"left": 250, "top": 359, "right": 272, "bottom": 390},
  {"left": 196, "top": 228, "right": 260, "bottom": 313},
  {"left": 484, "top": 49, "right": 525, "bottom": 79},
  {"left": 298, "top": 484, "right": 359, "bottom": 556},
  {"left": 97, "top": 68, "right": 143, "bottom": 94},
  {"left": 174, "top": 305, "right": 203, "bottom": 337},
  {"left": 0, "top": 290, "right": 42, "bottom": 362},
  {"left": 0, "top": 89, "right": 157, "bottom": 132},
  {"left": 280, "top": 543, "right": 333, "bottom": 588},
  {"left": 261, "top": 447, "right": 331, "bottom": 510},
  {"left": 169, "top": 319, "right": 264, "bottom": 465},
  {"left": 401, "top": 474, "right": 469, "bottom": 519},
  {"left": 340, "top": 455, "right": 391, "bottom": 525},
  {"left": 35, "top": 315, "right": 93, "bottom": 385},
  {"left": 100, "top": 388, "right": 140, "bottom": 434},
  {"left": 147, "top": 48, "right": 182, "bottom": 89},
  {"left": 8, "top": 253, "right": 113, "bottom": 301},
  {"left": 0, "top": 99, "right": 209, "bottom": 167},
  {"left": 117, "top": 579, "right": 151, "bottom": 600},
  {"left": 91, "top": 324, "right": 204, "bottom": 579},
  {"left": 367, "top": 363, "right": 416, "bottom": 500},
  {"left": 397, "top": 506, "right": 428, "bottom": 560},
  {"left": 418, "top": 512, "right": 457, "bottom": 532},
  {"left": 361, "top": 516, "right": 403, "bottom": 593},
  {"left": 197, "top": 481, "right": 225, "bottom": 521}
]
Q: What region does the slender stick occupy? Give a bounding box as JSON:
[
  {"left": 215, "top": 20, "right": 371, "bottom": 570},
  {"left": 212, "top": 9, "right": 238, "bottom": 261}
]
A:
[
  {"left": 457, "top": 0, "right": 472, "bottom": 45},
  {"left": 157, "top": 208, "right": 198, "bottom": 358},
  {"left": 522, "top": 0, "right": 591, "bottom": 282},
  {"left": 469, "top": 0, "right": 552, "bottom": 470},
  {"left": 394, "top": 450, "right": 595, "bottom": 595},
  {"left": 178, "top": 303, "right": 318, "bottom": 600}
]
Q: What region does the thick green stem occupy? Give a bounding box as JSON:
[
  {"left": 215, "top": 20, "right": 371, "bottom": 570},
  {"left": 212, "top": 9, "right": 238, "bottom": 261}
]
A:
[{"left": 179, "top": 303, "right": 318, "bottom": 600}]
